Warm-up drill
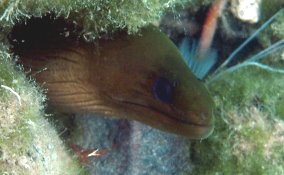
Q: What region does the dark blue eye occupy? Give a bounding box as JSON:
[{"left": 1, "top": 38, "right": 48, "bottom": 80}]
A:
[{"left": 152, "top": 77, "right": 174, "bottom": 104}]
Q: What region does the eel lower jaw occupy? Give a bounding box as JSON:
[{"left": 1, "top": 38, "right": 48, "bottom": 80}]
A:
[{"left": 118, "top": 100, "right": 214, "bottom": 139}]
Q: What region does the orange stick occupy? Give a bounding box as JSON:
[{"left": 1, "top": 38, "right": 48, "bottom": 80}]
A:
[{"left": 198, "top": 0, "right": 227, "bottom": 60}]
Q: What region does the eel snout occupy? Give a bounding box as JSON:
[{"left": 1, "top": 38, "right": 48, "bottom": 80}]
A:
[{"left": 10, "top": 16, "right": 214, "bottom": 138}]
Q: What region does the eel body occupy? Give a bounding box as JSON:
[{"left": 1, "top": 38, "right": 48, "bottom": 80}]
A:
[{"left": 11, "top": 17, "right": 214, "bottom": 138}]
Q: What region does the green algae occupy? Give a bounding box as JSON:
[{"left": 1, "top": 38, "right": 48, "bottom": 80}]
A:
[
  {"left": 276, "top": 95, "right": 284, "bottom": 120},
  {"left": 188, "top": 5, "right": 284, "bottom": 175},
  {"left": 191, "top": 67, "right": 284, "bottom": 175},
  {"left": 0, "top": 0, "right": 192, "bottom": 38},
  {"left": 0, "top": 45, "right": 86, "bottom": 174},
  {"left": 261, "top": 1, "right": 284, "bottom": 19},
  {"left": 258, "top": 9, "right": 284, "bottom": 62}
]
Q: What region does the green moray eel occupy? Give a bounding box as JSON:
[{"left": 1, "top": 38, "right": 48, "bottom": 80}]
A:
[{"left": 11, "top": 17, "right": 214, "bottom": 138}]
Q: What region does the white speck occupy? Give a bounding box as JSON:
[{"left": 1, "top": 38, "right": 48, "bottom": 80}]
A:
[
  {"left": 48, "top": 144, "right": 54, "bottom": 150},
  {"left": 27, "top": 120, "right": 35, "bottom": 127},
  {"left": 64, "top": 31, "right": 70, "bottom": 37}
]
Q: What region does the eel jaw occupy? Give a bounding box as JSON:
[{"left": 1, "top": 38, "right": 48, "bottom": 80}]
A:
[{"left": 107, "top": 95, "right": 214, "bottom": 139}]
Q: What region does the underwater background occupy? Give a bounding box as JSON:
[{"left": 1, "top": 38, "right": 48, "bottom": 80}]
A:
[{"left": 0, "top": 0, "right": 284, "bottom": 174}]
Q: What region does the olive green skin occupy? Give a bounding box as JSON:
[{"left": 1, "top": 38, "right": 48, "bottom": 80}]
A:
[{"left": 15, "top": 23, "right": 214, "bottom": 139}]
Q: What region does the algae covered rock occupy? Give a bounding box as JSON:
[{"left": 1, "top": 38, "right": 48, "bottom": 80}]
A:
[
  {"left": 0, "top": 45, "right": 86, "bottom": 174},
  {"left": 258, "top": 8, "right": 284, "bottom": 62},
  {"left": 0, "top": 0, "right": 193, "bottom": 38},
  {"left": 191, "top": 67, "right": 284, "bottom": 175}
]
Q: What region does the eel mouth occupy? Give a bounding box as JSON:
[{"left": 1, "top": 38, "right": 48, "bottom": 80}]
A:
[
  {"left": 116, "top": 99, "right": 213, "bottom": 138},
  {"left": 120, "top": 100, "right": 209, "bottom": 127}
]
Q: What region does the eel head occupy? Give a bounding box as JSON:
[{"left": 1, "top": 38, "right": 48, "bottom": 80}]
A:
[{"left": 11, "top": 18, "right": 214, "bottom": 138}]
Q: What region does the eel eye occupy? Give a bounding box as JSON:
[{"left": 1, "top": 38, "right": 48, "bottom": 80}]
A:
[{"left": 152, "top": 77, "right": 174, "bottom": 104}]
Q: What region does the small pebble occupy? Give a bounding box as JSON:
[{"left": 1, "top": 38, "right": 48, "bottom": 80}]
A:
[{"left": 230, "top": 0, "right": 261, "bottom": 23}]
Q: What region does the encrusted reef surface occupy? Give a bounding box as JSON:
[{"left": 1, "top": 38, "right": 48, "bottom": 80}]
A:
[
  {"left": 0, "top": 45, "right": 85, "bottom": 174},
  {"left": 1, "top": 0, "right": 284, "bottom": 174},
  {"left": 192, "top": 67, "right": 284, "bottom": 175},
  {"left": 0, "top": 0, "right": 196, "bottom": 39}
]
